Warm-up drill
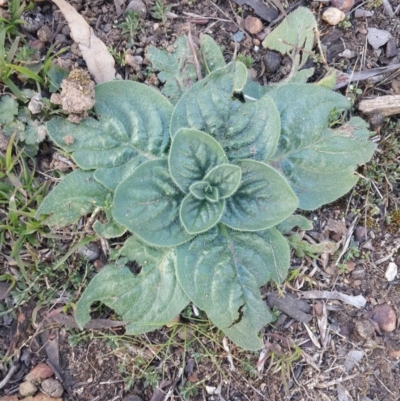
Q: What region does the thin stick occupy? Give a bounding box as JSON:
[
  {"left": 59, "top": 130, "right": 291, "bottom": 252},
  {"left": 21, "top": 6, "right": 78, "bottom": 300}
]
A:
[{"left": 187, "top": 26, "right": 202, "bottom": 80}]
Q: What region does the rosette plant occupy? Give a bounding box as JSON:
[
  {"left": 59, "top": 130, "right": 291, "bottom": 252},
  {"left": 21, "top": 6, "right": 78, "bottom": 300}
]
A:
[{"left": 37, "top": 48, "right": 376, "bottom": 349}]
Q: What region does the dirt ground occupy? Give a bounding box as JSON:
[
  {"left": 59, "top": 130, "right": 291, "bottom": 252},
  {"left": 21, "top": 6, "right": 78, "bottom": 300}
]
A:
[{"left": 1, "top": 0, "right": 400, "bottom": 400}]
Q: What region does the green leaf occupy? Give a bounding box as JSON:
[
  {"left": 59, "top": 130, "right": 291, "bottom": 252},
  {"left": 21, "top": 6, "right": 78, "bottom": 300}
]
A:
[
  {"left": 93, "top": 199, "right": 127, "bottom": 238},
  {"left": 277, "top": 214, "right": 313, "bottom": 234},
  {"left": 199, "top": 34, "right": 225, "bottom": 74},
  {"left": 94, "top": 156, "right": 146, "bottom": 191},
  {"left": 176, "top": 226, "right": 290, "bottom": 350},
  {"left": 0, "top": 95, "right": 18, "bottom": 124},
  {"left": 269, "top": 86, "right": 376, "bottom": 209},
  {"left": 262, "top": 7, "right": 316, "bottom": 70},
  {"left": 3, "top": 120, "right": 25, "bottom": 137},
  {"left": 36, "top": 170, "right": 110, "bottom": 226},
  {"left": 47, "top": 81, "right": 172, "bottom": 170},
  {"left": 180, "top": 194, "right": 224, "bottom": 234},
  {"left": 203, "top": 164, "right": 242, "bottom": 199},
  {"left": 46, "top": 64, "right": 69, "bottom": 93},
  {"left": 189, "top": 181, "right": 209, "bottom": 200},
  {"left": 169, "top": 128, "right": 228, "bottom": 192},
  {"left": 76, "top": 237, "right": 189, "bottom": 333},
  {"left": 146, "top": 36, "right": 197, "bottom": 105},
  {"left": 170, "top": 62, "right": 281, "bottom": 162},
  {"left": 233, "top": 61, "right": 247, "bottom": 92},
  {"left": 93, "top": 218, "right": 127, "bottom": 238},
  {"left": 22, "top": 120, "right": 47, "bottom": 145},
  {"left": 112, "top": 159, "right": 193, "bottom": 247},
  {"left": 221, "top": 160, "right": 298, "bottom": 231}
]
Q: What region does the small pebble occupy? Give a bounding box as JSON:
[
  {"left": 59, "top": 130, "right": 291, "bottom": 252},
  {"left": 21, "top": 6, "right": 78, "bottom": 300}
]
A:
[
  {"left": 264, "top": 50, "right": 282, "bottom": 73},
  {"left": 61, "top": 25, "right": 71, "bottom": 36},
  {"left": 354, "top": 319, "right": 374, "bottom": 339},
  {"left": 372, "top": 303, "right": 396, "bottom": 332},
  {"left": 78, "top": 243, "right": 100, "bottom": 262},
  {"left": 126, "top": 0, "right": 147, "bottom": 17},
  {"left": 55, "top": 33, "right": 68, "bottom": 44},
  {"left": 369, "top": 112, "right": 384, "bottom": 128},
  {"left": 41, "top": 378, "right": 64, "bottom": 398},
  {"left": 0, "top": 0, "right": 7, "bottom": 6},
  {"left": 322, "top": 7, "right": 345, "bottom": 25},
  {"left": 385, "top": 262, "right": 397, "bottom": 281},
  {"left": 37, "top": 25, "right": 52, "bottom": 42},
  {"left": 330, "top": 0, "right": 354, "bottom": 11},
  {"left": 24, "top": 363, "right": 54, "bottom": 384},
  {"left": 354, "top": 225, "right": 367, "bottom": 242},
  {"left": 28, "top": 93, "right": 43, "bottom": 115},
  {"left": 339, "top": 49, "right": 355, "bottom": 59},
  {"left": 231, "top": 31, "right": 245, "bottom": 43},
  {"left": 354, "top": 8, "right": 373, "bottom": 17},
  {"left": 244, "top": 16, "right": 263, "bottom": 34},
  {"left": 252, "top": 38, "right": 260, "bottom": 46},
  {"left": 19, "top": 381, "right": 38, "bottom": 397}
]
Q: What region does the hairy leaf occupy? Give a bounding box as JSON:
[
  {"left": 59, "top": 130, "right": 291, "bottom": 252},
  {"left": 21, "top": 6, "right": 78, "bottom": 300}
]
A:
[
  {"left": 169, "top": 128, "right": 228, "bottom": 192},
  {"left": 76, "top": 237, "right": 189, "bottom": 333},
  {"left": 94, "top": 156, "right": 146, "bottom": 191},
  {"left": 47, "top": 81, "right": 172, "bottom": 170},
  {"left": 177, "top": 226, "right": 290, "bottom": 350},
  {"left": 269, "top": 86, "right": 376, "bottom": 209},
  {"left": 146, "top": 36, "right": 197, "bottom": 105},
  {"left": 277, "top": 214, "right": 313, "bottom": 234},
  {"left": 203, "top": 164, "right": 242, "bottom": 198},
  {"left": 180, "top": 194, "right": 224, "bottom": 234},
  {"left": 112, "top": 159, "right": 193, "bottom": 247},
  {"left": 36, "top": 170, "right": 109, "bottom": 226},
  {"left": 199, "top": 34, "right": 226, "bottom": 74},
  {"left": 0, "top": 95, "right": 18, "bottom": 124},
  {"left": 221, "top": 160, "right": 298, "bottom": 231},
  {"left": 262, "top": 7, "right": 316, "bottom": 70},
  {"left": 171, "top": 62, "right": 281, "bottom": 162}
]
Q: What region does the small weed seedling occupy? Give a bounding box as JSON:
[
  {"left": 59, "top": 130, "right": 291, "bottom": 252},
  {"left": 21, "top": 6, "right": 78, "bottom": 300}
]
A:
[
  {"left": 150, "top": 0, "right": 171, "bottom": 22},
  {"left": 117, "top": 10, "right": 141, "bottom": 49},
  {"left": 36, "top": 9, "right": 376, "bottom": 351}
]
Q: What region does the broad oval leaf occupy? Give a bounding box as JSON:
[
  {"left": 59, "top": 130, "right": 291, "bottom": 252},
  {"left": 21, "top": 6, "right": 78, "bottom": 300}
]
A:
[
  {"left": 176, "top": 226, "right": 290, "bottom": 350},
  {"left": 112, "top": 159, "right": 193, "bottom": 247},
  {"left": 76, "top": 236, "right": 189, "bottom": 333},
  {"left": 170, "top": 62, "right": 281, "bottom": 162},
  {"left": 221, "top": 160, "right": 298, "bottom": 231},
  {"left": 47, "top": 81, "right": 172, "bottom": 171},
  {"left": 269, "top": 86, "right": 376, "bottom": 209},
  {"left": 35, "top": 170, "right": 109, "bottom": 226},
  {"left": 169, "top": 128, "right": 228, "bottom": 192},
  {"left": 203, "top": 164, "right": 242, "bottom": 199},
  {"left": 180, "top": 194, "right": 224, "bottom": 235}
]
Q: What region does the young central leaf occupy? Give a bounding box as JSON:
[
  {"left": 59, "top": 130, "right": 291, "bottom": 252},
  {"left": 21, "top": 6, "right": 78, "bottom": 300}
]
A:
[
  {"left": 202, "top": 164, "right": 242, "bottom": 199},
  {"left": 169, "top": 128, "right": 228, "bottom": 192},
  {"left": 180, "top": 194, "right": 224, "bottom": 234}
]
